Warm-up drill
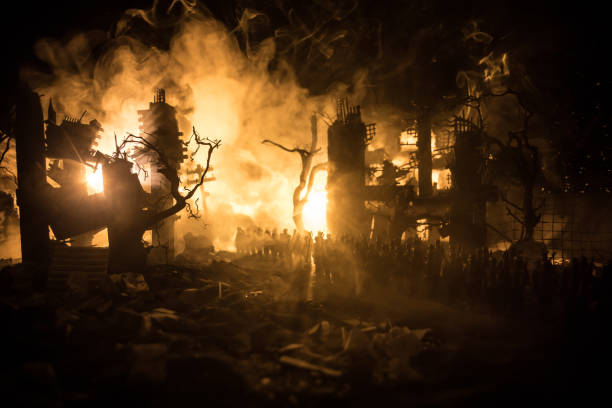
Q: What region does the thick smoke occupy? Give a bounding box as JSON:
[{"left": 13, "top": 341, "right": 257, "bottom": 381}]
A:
[
  {"left": 24, "top": 2, "right": 341, "bottom": 251},
  {"left": 7, "top": 1, "right": 525, "bottom": 256}
]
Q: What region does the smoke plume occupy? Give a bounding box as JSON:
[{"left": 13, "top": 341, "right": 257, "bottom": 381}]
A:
[{"left": 24, "top": 1, "right": 343, "bottom": 251}]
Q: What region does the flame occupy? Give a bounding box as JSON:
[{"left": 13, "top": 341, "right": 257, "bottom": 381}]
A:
[
  {"left": 400, "top": 129, "right": 417, "bottom": 151},
  {"left": 302, "top": 170, "right": 328, "bottom": 233},
  {"left": 432, "top": 168, "right": 451, "bottom": 190},
  {"left": 431, "top": 130, "right": 436, "bottom": 152},
  {"left": 229, "top": 202, "right": 256, "bottom": 217},
  {"left": 432, "top": 169, "right": 439, "bottom": 185},
  {"left": 85, "top": 166, "right": 104, "bottom": 194},
  {"left": 416, "top": 218, "right": 429, "bottom": 241}
]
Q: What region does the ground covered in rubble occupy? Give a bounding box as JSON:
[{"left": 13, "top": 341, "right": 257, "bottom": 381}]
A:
[{"left": 0, "top": 257, "right": 607, "bottom": 407}]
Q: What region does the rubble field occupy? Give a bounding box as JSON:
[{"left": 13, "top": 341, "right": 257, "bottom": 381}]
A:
[{"left": 0, "top": 257, "right": 602, "bottom": 407}]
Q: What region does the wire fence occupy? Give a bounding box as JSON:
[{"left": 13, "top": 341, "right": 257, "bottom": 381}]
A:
[{"left": 501, "top": 195, "right": 612, "bottom": 262}]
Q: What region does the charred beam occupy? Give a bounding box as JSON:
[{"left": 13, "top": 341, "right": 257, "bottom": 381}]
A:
[
  {"left": 15, "top": 84, "right": 50, "bottom": 270},
  {"left": 416, "top": 109, "right": 433, "bottom": 199}
]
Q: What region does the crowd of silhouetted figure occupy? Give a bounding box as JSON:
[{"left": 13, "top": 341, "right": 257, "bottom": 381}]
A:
[{"left": 235, "top": 227, "right": 612, "bottom": 326}]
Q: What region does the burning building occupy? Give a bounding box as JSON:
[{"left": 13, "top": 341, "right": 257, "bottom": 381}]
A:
[
  {"left": 45, "top": 100, "right": 103, "bottom": 247},
  {"left": 325, "top": 98, "right": 496, "bottom": 250},
  {"left": 1, "top": 2, "right": 610, "bottom": 407},
  {"left": 9, "top": 79, "right": 217, "bottom": 280}
]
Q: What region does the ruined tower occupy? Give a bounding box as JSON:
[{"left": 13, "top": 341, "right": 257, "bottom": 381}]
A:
[
  {"left": 450, "top": 117, "right": 487, "bottom": 250},
  {"left": 137, "top": 89, "right": 185, "bottom": 261},
  {"left": 326, "top": 98, "right": 373, "bottom": 237}
]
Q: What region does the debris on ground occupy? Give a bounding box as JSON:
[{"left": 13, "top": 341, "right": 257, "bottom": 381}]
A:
[{"left": 0, "top": 256, "right": 564, "bottom": 407}]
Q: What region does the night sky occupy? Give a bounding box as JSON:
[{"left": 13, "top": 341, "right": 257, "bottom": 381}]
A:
[{"left": 2, "top": 0, "right": 609, "bottom": 192}]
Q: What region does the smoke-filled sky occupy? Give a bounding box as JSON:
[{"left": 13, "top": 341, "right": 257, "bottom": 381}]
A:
[
  {"left": 4, "top": 1, "right": 607, "bottom": 114},
  {"left": 1, "top": 0, "right": 610, "bottom": 250}
]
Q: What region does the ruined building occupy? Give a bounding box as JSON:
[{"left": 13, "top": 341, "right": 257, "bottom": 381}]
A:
[
  {"left": 326, "top": 98, "right": 494, "bottom": 249},
  {"left": 45, "top": 100, "right": 103, "bottom": 246}
]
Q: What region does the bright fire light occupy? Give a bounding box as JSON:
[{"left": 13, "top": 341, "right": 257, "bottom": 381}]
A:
[
  {"left": 302, "top": 170, "right": 328, "bottom": 234},
  {"left": 230, "top": 202, "right": 256, "bottom": 217},
  {"left": 85, "top": 167, "right": 104, "bottom": 195},
  {"left": 432, "top": 169, "right": 439, "bottom": 185}
]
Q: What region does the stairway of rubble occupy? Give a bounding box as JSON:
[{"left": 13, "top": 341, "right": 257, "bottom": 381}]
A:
[{"left": 47, "top": 244, "right": 108, "bottom": 291}]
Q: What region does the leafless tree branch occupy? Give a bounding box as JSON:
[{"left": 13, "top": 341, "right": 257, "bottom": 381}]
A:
[
  {"left": 505, "top": 206, "right": 524, "bottom": 226},
  {"left": 261, "top": 113, "right": 322, "bottom": 230},
  {"left": 262, "top": 139, "right": 310, "bottom": 156},
  {"left": 118, "top": 127, "right": 220, "bottom": 228},
  {"left": 499, "top": 191, "right": 523, "bottom": 213},
  {"left": 185, "top": 197, "right": 200, "bottom": 219}
]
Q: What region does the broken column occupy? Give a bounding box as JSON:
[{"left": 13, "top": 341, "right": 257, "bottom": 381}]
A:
[
  {"left": 450, "top": 117, "right": 487, "bottom": 250},
  {"left": 326, "top": 98, "right": 370, "bottom": 237},
  {"left": 416, "top": 110, "right": 433, "bottom": 199},
  {"left": 15, "top": 84, "right": 50, "bottom": 268}
]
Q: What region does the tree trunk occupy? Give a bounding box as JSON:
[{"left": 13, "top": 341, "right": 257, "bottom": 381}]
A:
[
  {"left": 522, "top": 183, "right": 537, "bottom": 241},
  {"left": 15, "top": 84, "right": 50, "bottom": 274},
  {"left": 292, "top": 182, "right": 307, "bottom": 232},
  {"left": 103, "top": 159, "right": 148, "bottom": 273},
  {"left": 292, "top": 212, "right": 305, "bottom": 232},
  {"left": 107, "top": 222, "right": 147, "bottom": 273}
]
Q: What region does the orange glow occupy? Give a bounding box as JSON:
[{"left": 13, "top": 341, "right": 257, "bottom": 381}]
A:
[
  {"left": 431, "top": 130, "right": 436, "bottom": 152},
  {"left": 85, "top": 166, "right": 104, "bottom": 194},
  {"left": 91, "top": 229, "right": 109, "bottom": 247},
  {"left": 416, "top": 219, "right": 429, "bottom": 241},
  {"left": 302, "top": 170, "right": 328, "bottom": 233},
  {"left": 230, "top": 202, "right": 256, "bottom": 217},
  {"left": 34, "top": 15, "right": 334, "bottom": 251},
  {"left": 433, "top": 168, "right": 451, "bottom": 189}
]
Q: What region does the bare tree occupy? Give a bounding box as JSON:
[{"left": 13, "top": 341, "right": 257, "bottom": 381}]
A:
[
  {"left": 127, "top": 128, "right": 219, "bottom": 223},
  {"left": 469, "top": 90, "right": 544, "bottom": 242},
  {"left": 262, "top": 113, "right": 327, "bottom": 231},
  {"left": 488, "top": 123, "right": 543, "bottom": 242},
  {"left": 105, "top": 127, "right": 220, "bottom": 272}
]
